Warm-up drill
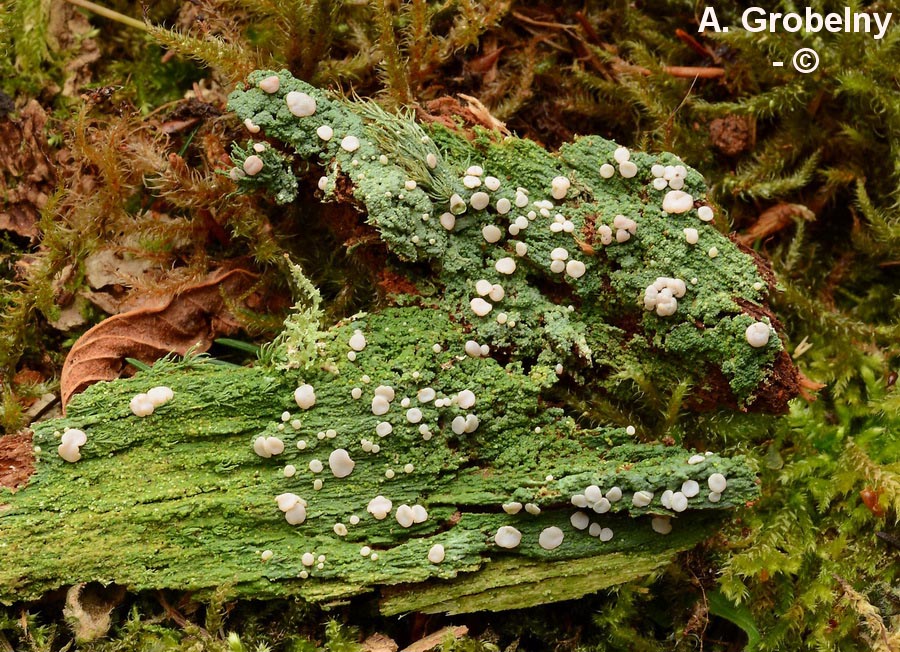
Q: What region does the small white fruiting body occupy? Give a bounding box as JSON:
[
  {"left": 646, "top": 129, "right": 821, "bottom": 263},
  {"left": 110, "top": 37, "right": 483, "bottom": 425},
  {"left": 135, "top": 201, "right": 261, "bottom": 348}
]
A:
[
  {"left": 502, "top": 502, "right": 522, "bottom": 515},
  {"left": 484, "top": 176, "right": 500, "bottom": 191},
  {"left": 466, "top": 165, "right": 484, "bottom": 176},
  {"left": 328, "top": 449, "right": 355, "bottom": 478},
  {"left": 619, "top": 161, "right": 638, "bottom": 178},
  {"left": 411, "top": 504, "right": 427, "bottom": 522},
  {"left": 495, "top": 525, "right": 522, "bottom": 549},
  {"left": 464, "top": 340, "right": 483, "bottom": 357},
  {"left": 449, "top": 193, "right": 467, "bottom": 214},
  {"left": 745, "top": 321, "right": 771, "bottom": 348},
  {"left": 374, "top": 385, "right": 395, "bottom": 402},
  {"left": 294, "top": 384, "right": 316, "bottom": 409},
  {"left": 395, "top": 504, "right": 415, "bottom": 528},
  {"left": 606, "top": 487, "right": 623, "bottom": 502},
  {"left": 551, "top": 176, "right": 571, "bottom": 200},
  {"left": 428, "top": 544, "right": 445, "bottom": 563},
  {"left": 539, "top": 526, "right": 564, "bottom": 550},
  {"left": 371, "top": 395, "right": 390, "bottom": 416},
  {"left": 670, "top": 491, "right": 689, "bottom": 512},
  {"left": 470, "top": 192, "right": 490, "bottom": 210},
  {"left": 470, "top": 297, "right": 493, "bottom": 317},
  {"left": 684, "top": 228, "right": 699, "bottom": 244},
  {"left": 457, "top": 390, "right": 476, "bottom": 410},
  {"left": 130, "top": 393, "right": 155, "bottom": 417},
  {"left": 58, "top": 443, "right": 81, "bottom": 463},
  {"left": 662, "top": 190, "right": 694, "bottom": 214},
  {"left": 661, "top": 490, "right": 674, "bottom": 509},
  {"left": 276, "top": 493, "right": 303, "bottom": 512},
  {"left": 565, "top": 260, "right": 586, "bottom": 279},
  {"left": 613, "top": 147, "right": 630, "bottom": 163},
  {"left": 61, "top": 428, "right": 87, "bottom": 448},
  {"left": 495, "top": 257, "right": 516, "bottom": 275},
  {"left": 708, "top": 491, "right": 722, "bottom": 502},
  {"left": 340, "top": 135, "right": 360, "bottom": 152},
  {"left": 308, "top": 459, "right": 324, "bottom": 473},
  {"left": 488, "top": 284, "right": 504, "bottom": 302},
  {"left": 643, "top": 277, "right": 686, "bottom": 317},
  {"left": 688, "top": 454, "right": 706, "bottom": 465},
  {"left": 261, "top": 550, "right": 274, "bottom": 561},
  {"left": 258, "top": 75, "right": 280, "bottom": 93},
  {"left": 406, "top": 408, "right": 423, "bottom": 424},
  {"left": 426, "top": 153, "right": 438, "bottom": 168},
  {"left": 682, "top": 480, "right": 700, "bottom": 498},
  {"left": 482, "top": 224, "right": 502, "bottom": 243},
  {"left": 316, "top": 125, "right": 333, "bottom": 141},
  {"left": 632, "top": 491, "right": 654, "bottom": 507},
  {"left": 286, "top": 91, "right": 316, "bottom": 117},
  {"left": 708, "top": 473, "right": 727, "bottom": 493},
  {"left": 367, "top": 495, "right": 392, "bottom": 520},
  {"left": 349, "top": 330, "right": 367, "bottom": 352},
  {"left": 524, "top": 502, "right": 541, "bottom": 515},
  {"left": 651, "top": 516, "right": 672, "bottom": 535},
  {"left": 570, "top": 512, "right": 590, "bottom": 530},
  {"left": 708, "top": 246, "right": 719, "bottom": 258},
  {"left": 592, "top": 497, "right": 611, "bottom": 514},
  {"left": 463, "top": 175, "right": 481, "bottom": 189},
  {"left": 599, "top": 163, "right": 615, "bottom": 178},
  {"left": 599, "top": 527, "right": 614, "bottom": 542},
  {"left": 440, "top": 212, "right": 456, "bottom": 230},
  {"left": 697, "top": 205, "right": 714, "bottom": 221},
  {"left": 145, "top": 386, "right": 174, "bottom": 407}
]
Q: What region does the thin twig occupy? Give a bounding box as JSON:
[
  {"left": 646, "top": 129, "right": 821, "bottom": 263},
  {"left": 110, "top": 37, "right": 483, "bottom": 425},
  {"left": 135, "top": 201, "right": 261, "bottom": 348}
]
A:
[{"left": 64, "top": 0, "right": 148, "bottom": 32}]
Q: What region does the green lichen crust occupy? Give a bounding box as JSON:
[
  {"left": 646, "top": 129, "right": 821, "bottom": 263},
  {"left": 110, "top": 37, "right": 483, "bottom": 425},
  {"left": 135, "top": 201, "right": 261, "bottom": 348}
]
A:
[
  {"left": 3, "top": 308, "right": 753, "bottom": 609},
  {"left": 227, "top": 70, "right": 797, "bottom": 410}
]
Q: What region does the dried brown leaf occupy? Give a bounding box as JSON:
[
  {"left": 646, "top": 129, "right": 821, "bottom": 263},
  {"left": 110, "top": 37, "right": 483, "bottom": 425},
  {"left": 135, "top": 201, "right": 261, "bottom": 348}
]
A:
[
  {"left": 738, "top": 203, "right": 816, "bottom": 246},
  {"left": 60, "top": 268, "right": 257, "bottom": 409},
  {"left": 0, "top": 100, "right": 55, "bottom": 240}
]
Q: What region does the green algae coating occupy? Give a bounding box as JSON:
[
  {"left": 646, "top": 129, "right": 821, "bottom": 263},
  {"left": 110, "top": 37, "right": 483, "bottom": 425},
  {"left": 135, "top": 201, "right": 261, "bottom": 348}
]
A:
[
  {"left": 2, "top": 308, "right": 754, "bottom": 611},
  {"left": 227, "top": 70, "right": 785, "bottom": 407}
]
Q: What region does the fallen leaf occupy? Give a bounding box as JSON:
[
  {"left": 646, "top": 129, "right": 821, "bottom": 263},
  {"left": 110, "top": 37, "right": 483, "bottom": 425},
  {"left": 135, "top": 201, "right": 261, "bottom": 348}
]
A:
[
  {"left": 60, "top": 268, "right": 257, "bottom": 409},
  {"left": 362, "top": 633, "right": 399, "bottom": 652},
  {"left": 0, "top": 100, "right": 55, "bottom": 240},
  {"left": 457, "top": 94, "right": 509, "bottom": 135},
  {"left": 84, "top": 248, "right": 155, "bottom": 290},
  {"left": 738, "top": 203, "right": 816, "bottom": 246},
  {"left": 48, "top": 0, "right": 101, "bottom": 98}
]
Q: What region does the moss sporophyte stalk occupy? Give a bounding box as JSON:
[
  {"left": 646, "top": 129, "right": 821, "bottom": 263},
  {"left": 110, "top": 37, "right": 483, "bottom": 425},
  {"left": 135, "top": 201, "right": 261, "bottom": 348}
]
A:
[{"left": 0, "top": 71, "right": 799, "bottom": 613}]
